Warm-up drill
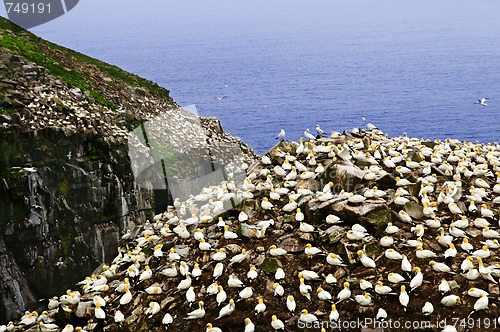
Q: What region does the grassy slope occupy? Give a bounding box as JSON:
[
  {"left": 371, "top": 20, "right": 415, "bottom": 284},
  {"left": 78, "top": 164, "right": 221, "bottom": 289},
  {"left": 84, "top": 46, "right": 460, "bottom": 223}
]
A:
[{"left": 0, "top": 16, "right": 172, "bottom": 110}]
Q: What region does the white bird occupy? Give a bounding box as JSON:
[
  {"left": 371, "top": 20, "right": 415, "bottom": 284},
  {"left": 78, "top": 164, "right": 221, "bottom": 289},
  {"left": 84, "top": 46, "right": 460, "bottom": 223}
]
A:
[
  {"left": 441, "top": 294, "right": 460, "bottom": 306},
  {"left": 336, "top": 282, "right": 351, "bottom": 303},
  {"left": 442, "top": 325, "right": 458, "bottom": 332},
  {"left": 269, "top": 245, "right": 287, "bottom": 256},
  {"left": 304, "top": 243, "right": 323, "bottom": 256},
  {"left": 299, "top": 222, "right": 315, "bottom": 233},
  {"left": 185, "top": 301, "right": 205, "bottom": 320},
  {"left": 275, "top": 268, "right": 285, "bottom": 280},
  {"left": 286, "top": 295, "right": 296, "bottom": 312},
  {"left": 213, "top": 263, "right": 224, "bottom": 279},
  {"left": 304, "top": 128, "right": 316, "bottom": 141},
  {"left": 360, "top": 279, "right": 373, "bottom": 290},
  {"left": 239, "top": 287, "right": 253, "bottom": 300},
  {"left": 375, "top": 281, "right": 395, "bottom": 295},
  {"left": 244, "top": 318, "right": 255, "bottom": 332},
  {"left": 330, "top": 304, "right": 340, "bottom": 321},
  {"left": 410, "top": 267, "right": 423, "bottom": 292},
  {"left": 385, "top": 248, "right": 403, "bottom": 260},
  {"left": 388, "top": 272, "right": 405, "bottom": 284},
  {"left": 273, "top": 282, "right": 285, "bottom": 296},
  {"left": 422, "top": 301, "right": 434, "bottom": 316},
  {"left": 271, "top": 315, "right": 284, "bottom": 330},
  {"left": 255, "top": 297, "right": 266, "bottom": 314},
  {"left": 357, "top": 250, "right": 376, "bottom": 268},
  {"left": 177, "top": 273, "right": 192, "bottom": 290},
  {"left": 430, "top": 261, "right": 454, "bottom": 274},
  {"left": 438, "top": 278, "right": 451, "bottom": 294},
  {"left": 399, "top": 285, "right": 409, "bottom": 311},
  {"left": 385, "top": 222, "right": 400, "bottom": 234},
  {"left": 186, "top": 287, "right": 196, "bottom": 306},
  {"left": 145, "top": 301, "right": 160, "bottom": 317},
  {"left": 217, "top": 299, "right": 235, "bottom": 319},
  {"left": 316, "top": 124, "right": 325, "bottom": 136},
  {"left": 475, "top": 97, "right": 489, "bottom": 106},
  {"left": 299, "top": 278, "right": 312, "bottom": 300},
  {"left": 206, "top": 323, "right": 222, "bottom": 332},
  {"left": 227, "top": 274, "right": 244, "bottom": 288},
  {"left": 355, "top": 293, "right": 372, "bottom": 306},
  {"left": 299, "top": 309, "right": 318, "bottom": 323},
  {"left": 95, "top": 302, "right": 106, "bottom": 319},
  {"left": 216, "top": 285, "right": 227, "bottom": 306},
  {"left": 317, "top": 287, "right": 333, "bottom": 301},
  {"left": 162, "top": 313, "right": 173, "bottom": 325},
  {"left": 276, "top": 129, "right": 286, "bottom": 141}
]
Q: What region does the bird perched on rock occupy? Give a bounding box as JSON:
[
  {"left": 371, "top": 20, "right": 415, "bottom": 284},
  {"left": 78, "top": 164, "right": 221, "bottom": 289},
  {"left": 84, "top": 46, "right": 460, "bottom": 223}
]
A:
[{"left": 276, "top": 129, "right": 285, "bottom": 141}]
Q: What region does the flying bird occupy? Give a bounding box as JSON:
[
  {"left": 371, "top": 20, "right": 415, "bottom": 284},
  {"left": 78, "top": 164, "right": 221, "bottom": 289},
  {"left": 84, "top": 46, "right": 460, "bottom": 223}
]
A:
[{"left": 475, "top": 98, "right": 489, "bottom": 106}]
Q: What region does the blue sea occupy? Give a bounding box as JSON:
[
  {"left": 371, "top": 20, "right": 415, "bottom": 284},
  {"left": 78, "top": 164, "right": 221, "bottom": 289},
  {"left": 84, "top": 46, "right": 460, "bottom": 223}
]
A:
[{"left": 6, "top": 0, "right": 500, "bottom": 154}]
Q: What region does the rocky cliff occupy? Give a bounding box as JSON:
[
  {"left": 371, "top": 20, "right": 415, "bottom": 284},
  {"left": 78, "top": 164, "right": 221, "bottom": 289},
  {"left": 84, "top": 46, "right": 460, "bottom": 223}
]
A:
[{"left": 0, "top": 17, "right": 256, "bottom": 322}]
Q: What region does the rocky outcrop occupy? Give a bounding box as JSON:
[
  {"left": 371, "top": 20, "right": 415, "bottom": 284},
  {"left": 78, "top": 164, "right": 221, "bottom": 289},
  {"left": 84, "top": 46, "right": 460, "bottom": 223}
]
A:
[{"left": 0, "top": 18, "right": 257, "bottom": 322}]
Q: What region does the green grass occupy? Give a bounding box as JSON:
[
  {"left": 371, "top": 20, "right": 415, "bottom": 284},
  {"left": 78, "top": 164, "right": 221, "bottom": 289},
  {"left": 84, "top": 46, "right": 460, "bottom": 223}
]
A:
[{"left": 0, "top": 17, "right": 172, "bottom": 110}]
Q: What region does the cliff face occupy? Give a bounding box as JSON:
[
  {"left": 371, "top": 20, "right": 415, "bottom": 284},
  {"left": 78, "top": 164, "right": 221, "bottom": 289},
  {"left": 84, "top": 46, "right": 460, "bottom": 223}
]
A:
[{"left": 0, "top": 18, "right": 256, "bottom": 321}]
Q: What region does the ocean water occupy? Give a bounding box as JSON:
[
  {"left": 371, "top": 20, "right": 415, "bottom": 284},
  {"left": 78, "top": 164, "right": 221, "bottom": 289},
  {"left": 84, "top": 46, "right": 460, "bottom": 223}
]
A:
[{"left": 9, "top": 0, "right": 500, "bottom": 154}]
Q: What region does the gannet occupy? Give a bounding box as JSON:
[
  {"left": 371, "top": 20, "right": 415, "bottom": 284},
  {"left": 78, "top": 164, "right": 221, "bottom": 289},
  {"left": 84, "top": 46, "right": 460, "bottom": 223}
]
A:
[
  {"left": 185, "top": 301, "right": 205, "bottom": 319},
  {"left": 299, "top": 309, "right": 319, "bottom": 323},
  {"left": 212, "top": 248, "right": 227, "bottom": 261},
  {"left": 273, "top": 282, "right": 284, "bottom": 296},
  {"left": 330, "top": 304, "right": 340, "bottom": 321},
  {"left": 380, "top": 235, "right": 394, "bottom": 247},
  {"left": 316, "top": 124, "right": 325, "bottom": 136},
  {"left": 304, "top": 243, "right": 323, "bottom": 256},
  {"left": 360, "top": 279, "right": 373, "bottom": 290},
  {"left": 162, "top": 312, "right": 173, "bottom": 325},
  {"left": 357, "top": 250, "right": 376, "bottom": 268},
  {"left": 438, "top": 279, "right": 451, "bottom": 294},
  {"left": 326, "top": 253, "right": 345, "bottom": 266},
  {"left": 244, "top": 318, "right": 255, "bottom": 332},
  {"left": 230, "top": 249, "right": 248, "bottom": 264},
  {"left": 217, "top": 299, "right": 235, "bottom": 319},
  {"left": 336, "top": 282, "right": 351, "bottom": 303},
  {"left": 304, "top": 128, "right": 316, "bottom": 141},
  {"left": 399, "top": 285, "right": 409, "bottom": 311},
  {"left": 216, "top": 285, "right": 227, "bottom": 306},
  {"left": 444, "top": 244, "right": 457, "bottom": 259},
  {"left": 299, "top": 277, "right": 312, "bottom": 300},
  {"left": 275, "top": 268, "right": 285, "bottom": 280},
  {"left": 227, "top": 274, "right": 244, "bottom": 288},
  {"left": 94, "top": 302, "right": 106, "bottom": 319},
  {"left": 375, "top": 281, "right": 395, "bottom": 295},
  {"left": 468, "top": 287, "right": 489, "bottom": 297},
  {"left": 177, "top": 272, "right": 192, "bottom": 291},
  {"left": 441, "top": 294, "right": 460, "bottom": 306},
  {"left": 475, "top": 98, "right": 488, "bottom": 106},
  {"left": 145, "top": 301, "right": 160, "bottom": 317},
  {"left": 271, "top": 315, "right": 284, "bottom": 330},
  {"left": 415, "top": 247, "right": 437, "bottom": 259},
  {"left": 355, "top": 293, "right": 372, "bottom": 306},
  {"left": 388, "top": 272, "right": 406, "bottom": 284},
  {"left": 385, "top": 248, "right": 403, "bottom": 260},
  {"left": 62, "top": 324, "right": 75, "bottom": 332},
  {"left": 385, "top": 222, "right": 400, "bottom": 234},
  {"left": 286, "top": 295, "right": 296, "bottom": 312},
  {"left": 206, "top": 323, "right": 222, "bottom": 332},
  {"left": 269, "top": 245, "right": 287, "bottom": 256},
  {"left": 422, "top": 301, "right": 434, "bottom": 315},
  {"left": 255, "top": 297, "right": 266, "bottom": 313}
]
